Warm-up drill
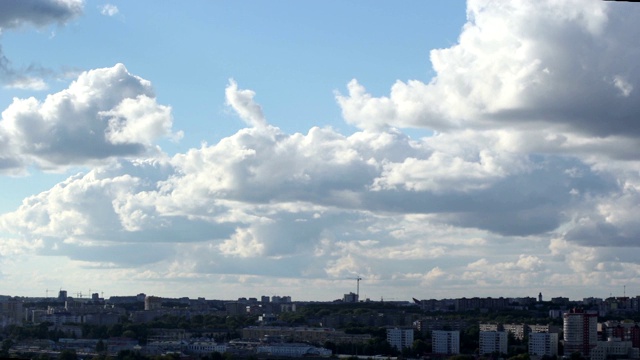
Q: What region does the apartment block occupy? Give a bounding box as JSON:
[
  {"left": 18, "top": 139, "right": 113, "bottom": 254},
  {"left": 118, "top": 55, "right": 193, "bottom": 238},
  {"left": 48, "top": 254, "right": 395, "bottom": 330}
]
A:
[
  {"left": 479, "top": 331, "right": 508, "bottom": 355},
  {"left": 564, "top": 308, "right": 598, "bottom": 357},
  {"left": 387, "top": 328, "right": 414, "bottom": 350},
  {"left": 528, "top": 332, "right": 558, "bottom": 357},
  {"left": 432, "top": 330, "right": 460, "bottom": 355}
]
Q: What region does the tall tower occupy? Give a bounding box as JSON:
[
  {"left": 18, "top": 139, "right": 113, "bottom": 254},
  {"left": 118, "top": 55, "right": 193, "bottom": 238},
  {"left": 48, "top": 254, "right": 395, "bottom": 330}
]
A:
[{"left": 563, "top": 308, "right": 597, "bottom": 357}]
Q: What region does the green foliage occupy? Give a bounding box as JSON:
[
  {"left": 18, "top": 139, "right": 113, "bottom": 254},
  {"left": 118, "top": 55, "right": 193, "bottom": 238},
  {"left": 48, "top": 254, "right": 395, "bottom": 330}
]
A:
[
  {"left": 0, "top": 338, "right": 13, "bottom": 356},
  {"left": 412, "top": 339, "right": 429, "bottom": 355},
  {"left": 448, "top": 355, "right": 475, "bottom": 360},
  {"left": 58, "top": 349, "right": 78, "bottom": 360},
  {"left": 96, "top": 339, "right": 106, "bottom": 353},
  {"left": 278, "top": 311, "right": 306, "bottom": 325},
  {"left": 569, "top": 351, "right": 585, "bottom": 360},
  {"left": 117, "top": 349, "right": 146, "bottom": 360},
  {"left": 508, "top": 353, "right": 530, "bottom": 360},
  {"left": 122, "top": 330, "right": 137, "bottom": 338}
]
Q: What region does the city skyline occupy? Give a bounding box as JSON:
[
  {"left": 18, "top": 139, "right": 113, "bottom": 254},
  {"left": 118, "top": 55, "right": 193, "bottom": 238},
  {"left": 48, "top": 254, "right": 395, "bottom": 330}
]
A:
[{"left": 1, "top": 0, "right": 640, "bottom": 301}]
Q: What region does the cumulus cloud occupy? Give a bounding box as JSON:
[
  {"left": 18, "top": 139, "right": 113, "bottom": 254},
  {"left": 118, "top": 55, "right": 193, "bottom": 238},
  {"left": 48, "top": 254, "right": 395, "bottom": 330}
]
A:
[
  {"left": 336, "top": 0, "right": 640, "bottom": 141},
  {"left": 0, "top": 63, "right": 178, "bottom": 171}
]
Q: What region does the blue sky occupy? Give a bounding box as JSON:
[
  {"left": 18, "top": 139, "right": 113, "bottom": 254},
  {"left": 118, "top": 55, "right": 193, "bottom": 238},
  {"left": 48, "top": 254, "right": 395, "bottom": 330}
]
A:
[{"left": 1, "top": 0, "right": 640, "bottom": 302}]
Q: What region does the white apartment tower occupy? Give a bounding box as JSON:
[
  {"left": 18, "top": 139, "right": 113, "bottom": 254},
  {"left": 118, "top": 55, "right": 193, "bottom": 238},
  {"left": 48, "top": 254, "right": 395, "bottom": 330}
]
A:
[
  {"left": 387, "top": 328, "right": 414, "bottom": 350},
  {"left": 529, "top": 332, "right": 558, "bottom": 357},
  {"left": 564, "top": 308, "right": 598, "bottom": 357},
  {"left": 479, "top": 331, "right": 508, "bottom": 355},
  {"left": 432, "top": 330, "right": 460, "bottom": 355}
]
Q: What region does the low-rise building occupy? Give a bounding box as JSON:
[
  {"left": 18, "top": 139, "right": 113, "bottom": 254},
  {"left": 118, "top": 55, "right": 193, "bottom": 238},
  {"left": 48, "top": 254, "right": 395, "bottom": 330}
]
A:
[
  {"left": 242, "top": 326, "right": 371, "bottom": 345},
  {"left": 256, "top": 343, "right": 332, "bottom": 357},
  {"left": 590, "top": 338, "right": 640, "bottom": 360}
]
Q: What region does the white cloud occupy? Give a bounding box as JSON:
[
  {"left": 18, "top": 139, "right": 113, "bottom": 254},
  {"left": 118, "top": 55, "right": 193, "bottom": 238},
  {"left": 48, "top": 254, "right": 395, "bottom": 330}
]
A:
[
  {"left": 0, "top": 0, "right": 83, "bottom": 29},
  {"left": 613, "top": 75, "right": 633, "bottom": 97},
  {"left": 225, "top": 79, "right": 267, "bottom": 128},
  {"left": 99, "top": 4, "right": 119, "bottom": 17},
  {"left": 0, "top": 64, "right": 178, "bottom": 171},
  {"left": 4, "top": 76, "right": 48, "bottom": 91},
  {"left": 336, "top": 0, "right": 640, "bottom": 141}
]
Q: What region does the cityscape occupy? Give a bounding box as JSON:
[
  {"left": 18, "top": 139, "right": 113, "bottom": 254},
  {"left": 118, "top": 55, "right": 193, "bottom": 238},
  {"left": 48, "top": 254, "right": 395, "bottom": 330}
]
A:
[{"left": 2, "top": 290, "right": 640, "bottom": 359}]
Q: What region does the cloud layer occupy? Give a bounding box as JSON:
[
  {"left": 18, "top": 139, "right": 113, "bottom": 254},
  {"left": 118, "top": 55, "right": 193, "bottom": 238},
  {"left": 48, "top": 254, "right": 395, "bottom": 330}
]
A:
[{"left": 1, "top": 0, "right": 640, "bottom": 300}]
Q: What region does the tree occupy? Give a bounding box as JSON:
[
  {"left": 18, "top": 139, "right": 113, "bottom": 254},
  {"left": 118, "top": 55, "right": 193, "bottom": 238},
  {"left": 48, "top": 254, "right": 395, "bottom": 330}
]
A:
[
  {"left": 412, "top": 339, "right": 429, "bottom": 355},
  {"left": 0, "top": 338, "right": 13, "bottom": 357},
  {"left": 108, "top": 323, "right": 124, "bottom": 337},
  {"left": 508, "top": 354, "right": 530, "bottom": 360},
  {"left": 96, "top": 339, "right": 107, "bottom": 354},
  {"left": 59, "top": 349, "right": 78, "bottom": 360},
  {"left": 569, "top": 352, "right": 585, "bottom": 360},
  {"left": 122, "top": 330, "right": 137, "bottom": 339}
]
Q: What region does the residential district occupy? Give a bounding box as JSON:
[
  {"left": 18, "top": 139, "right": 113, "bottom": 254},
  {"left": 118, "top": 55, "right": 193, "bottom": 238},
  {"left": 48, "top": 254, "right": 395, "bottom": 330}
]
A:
[{"left": 1, "top": 290, "right": 640, "bottom": 360}]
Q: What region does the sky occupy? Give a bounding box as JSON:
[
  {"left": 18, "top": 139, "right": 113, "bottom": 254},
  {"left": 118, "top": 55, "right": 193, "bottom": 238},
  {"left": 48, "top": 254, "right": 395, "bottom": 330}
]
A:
[{"left": 0, "top": 0, "right": 639, "bottom": 302}]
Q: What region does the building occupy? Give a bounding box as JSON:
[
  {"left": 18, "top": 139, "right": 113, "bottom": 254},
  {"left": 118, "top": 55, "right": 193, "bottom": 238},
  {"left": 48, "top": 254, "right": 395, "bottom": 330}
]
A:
[
  {"left": 528, "top": 324, "right": 561, "bottom": 334},
  {"left": 590, "top": 338, "right": 640, "bottom": 360},
  {"left": 479, "top": 323, "right": 500, "bottom": 332},
  {"left": 256, "top": 343, "right": 332, "bottom": 357},
  {"left": 564, "top": 308, "right": 598, "bottom": 357},
  {"left": 387, "top": 328, "right": 414, "bottom": 350},
  {"left": 414, "top": 318, "right": 469, "bottom": 334},
  {"left": 186, "top": 340, "right": 227, "bottom": 355},
  {"left": 601, "top": 321, "right": 640, "bottom": 348},
  {"left": 503, "top": 324, "right": 526, "bottom": 340},
  {"left": 144, "top": 296, "right": 162, "bottom": 311},
  {"left": 343, "top": 292, "right": 358, "bottom": 303},
  {"left": 0, "top": 298, "right": 23, "bottom": 328},
  {"left": 432, "top": 330, "right": 460, "bottom": 355},
  {"left": 479, "top": 331, "right": 508, "bottom": 355},
  {"left": 242, "top": 326, "right": 371, "bottom": 345},
  {"left": 528, "top": 332, "right": 558, "bottom": 357}
]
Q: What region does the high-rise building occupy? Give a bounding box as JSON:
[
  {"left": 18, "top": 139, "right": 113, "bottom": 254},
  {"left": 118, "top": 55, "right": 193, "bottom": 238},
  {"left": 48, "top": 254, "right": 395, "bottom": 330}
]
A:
[
  {"left": 479, "top": 331, "right": 508, "bottom": 355},
  {"left": 387, "top": 328, "right": 414, "bottom": 350},
  {"left": 563, "top": 308, "right": 598, "bottom": 357},
  {"left": 529, "top": 332, "right": 558, "bottom": 357},
  {"left": 144, "top": 295, "right": 162, "bottom": 311},
  {"left": 432, "top": 330, "right": 460, "bottom": 355},
  {"left": 0, "top": 298, "right": 23, "bottom": 328},
  {"left": 343, "top": 292, "right": 358, "bottom": 303}
]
